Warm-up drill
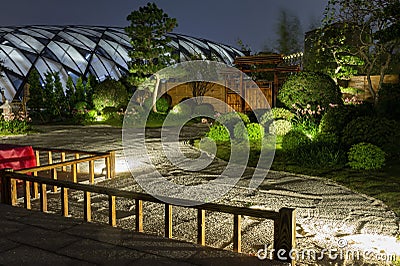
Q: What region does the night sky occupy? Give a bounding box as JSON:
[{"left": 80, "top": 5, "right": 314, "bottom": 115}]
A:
[{"left": 0, "top": 0, "right": 328, "bottom": 52}]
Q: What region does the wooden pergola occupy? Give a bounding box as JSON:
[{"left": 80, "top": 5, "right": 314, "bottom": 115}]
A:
[{"left": 222, "top": 54, "right": 300, "bottom": 111}]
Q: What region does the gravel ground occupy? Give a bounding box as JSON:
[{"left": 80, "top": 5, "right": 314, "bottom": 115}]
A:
[{"left": 3, "top": 124, "right": 400, "bottom": 266}]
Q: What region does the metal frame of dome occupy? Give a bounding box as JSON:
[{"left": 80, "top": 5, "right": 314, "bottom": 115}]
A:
[{"left": 0, "top": 25, "right": 244, "bottom": 101}]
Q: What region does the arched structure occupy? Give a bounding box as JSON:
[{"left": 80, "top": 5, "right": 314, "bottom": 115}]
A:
[{"left": 0, "top": 25, "right": 244, "bottom": 100}]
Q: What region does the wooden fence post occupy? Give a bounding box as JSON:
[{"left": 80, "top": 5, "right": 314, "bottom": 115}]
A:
[
  {"left": 106, "top": 151, "right": 115, "bottom": 179},
  {"left": 89, "top": 160, "right": 95, "bottom": 184},
  {"left": 61, "top": 152, "right": 66, "bottom": 172},
  {"left": 61, "top": 187, "right": 68, "bottom": 217},
  {"left": 51, "top": 168, "right": 57, "bottom": 192},
  {"left": 274, "top": 208, "right": 296, "bottom": 265},
  {"left": 33, "top": 150, "right": 40, "bottom": 198},
  {"left": 71, "top": 164, "right": 77, "bottom": 183},
  {"left": 135, "top": 199, "right": 143, "bottom": 232},
  {"left": 108, "top": 195, "right": 116, "bottom": 227},
  {"left": 84, "top": 191, "right": 91, "bottom": 222},
  {"left": 24, "top": 181, "right": 31, "bottom": 209},
  {"left": 75, "top": 153, "right": 80, "bottom": 173},
  {"left": 40, "top": 183, "right": 47, "bottom": 212},
  {"left": 165, "top": 204, "right": 172, "bottom": 238},
  {"left": 233, "top": 214, "right": 242, "bottom": 252},
  {"left": 197, "top": 209, "right": 206, "bottom": 246}
]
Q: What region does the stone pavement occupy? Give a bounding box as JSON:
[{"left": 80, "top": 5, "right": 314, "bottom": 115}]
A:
[
  {"left": 0, "top": 204, "right": 281, "bottom": 265},
  {"left": 2, "top": 125, "right": 400, "bottom": 265}
]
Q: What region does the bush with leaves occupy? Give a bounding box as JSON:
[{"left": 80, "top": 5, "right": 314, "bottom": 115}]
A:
[
  {"left": 313, "top": 132, "right": 339, "bottom": 145},
  {"left": 0, "top": 111, "right": 31, "bottom": 135},
  {"left": 215, "top": 112, "right": 250, "bottom": 135},
  {"left": 282, "top": 129, "right": 311, "bottom": 151},
  {"left": 342, "top": 116, "right": 400, "bottom": 155},
  {"left": 260, "top": 108, "right": 294, "bottom": 127},
  {"left": 269, "top": 120, "right": 292, "bottom": 136},
  {"left": 297, "top": 141, "right": 346, "bottom": 168},
  {"left": 319, "top": 104, "right": 374, "bottom": 137},
  {"left": 348, "top": 142, "right": 386, "bottom": 170},
  {"left": 144, "top": 97, "right": 170, "bottom": 113},
  {"left": 278, "top": 72, "right": 342, "bottom": 110},
  {"left": 92, "top": 79, "right": 129, "bottom": 112},
  {"left": 206, "top": 124, "right": 230, "bottom": 142},
  {"left": 234, "top": 123, "right": 264, "bottom": 141}
]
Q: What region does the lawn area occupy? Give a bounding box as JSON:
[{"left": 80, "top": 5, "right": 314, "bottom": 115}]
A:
[{"left": 194, "top": 137, "right": 400, "bottom": 217}]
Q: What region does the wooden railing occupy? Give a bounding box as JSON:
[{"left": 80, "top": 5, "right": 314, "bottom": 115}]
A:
[
  {"left": 0, "top": 170, "right": 296, "bottom": 265},
  {"left": 15, "top": 147, "right": 115, "bottom": 197}
]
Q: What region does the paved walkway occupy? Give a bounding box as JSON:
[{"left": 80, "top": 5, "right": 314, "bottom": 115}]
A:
[
  {"left": 2, "top": 125, "right": 400, "bottom": 265},
  {"left": 0, "top": 204, "right": 278, "bottom": 265}
]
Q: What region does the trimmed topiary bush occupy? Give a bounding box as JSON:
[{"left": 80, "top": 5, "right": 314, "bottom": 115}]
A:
[
  {"left": 92, "top": 79, "right": 129, "bottom": 111},
  {"left": 348, "top": 142, "right": 386, "bottom": 170},
  {"left": 319, "top": 104, "right": 374, "bottom": 137},
  {"left": 216, "top": 112, "right": 250, "bottom": 134},
  {"left": 278, "top": 72, "right": 343, "bottom": 110},
  {"left": 206, "top": 124, "right": 230, "bottom": 142},
  {"left": 269, "top": 120, "right": 292, "bottom": 136},
  {"left": 342, "top": 116, "right": 400, "bottom": 155},
  {"left": 246, "top": 123, "right": 264, "bottom": 141},
  {"left": 282, "top": 129, "right": 311, "bottom": 151},
  {"left": 234, "top": 123, "right": 264, "bottom": 141}
]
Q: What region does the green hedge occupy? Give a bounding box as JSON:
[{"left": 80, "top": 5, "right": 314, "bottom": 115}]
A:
[{"left": 348, "top": 142, "right": 386, "bottom": 170}]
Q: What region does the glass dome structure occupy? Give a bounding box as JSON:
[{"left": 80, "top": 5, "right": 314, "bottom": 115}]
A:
[{"left": 0, "top": 25, "right": 244, "bottom": 101}]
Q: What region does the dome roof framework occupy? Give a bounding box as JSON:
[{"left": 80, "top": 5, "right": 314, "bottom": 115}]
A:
[{"left": 0, "top": 25, "right": 244, "bottom": 100}]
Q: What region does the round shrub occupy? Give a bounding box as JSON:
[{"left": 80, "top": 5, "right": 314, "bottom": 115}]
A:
[
  {"left": 342, "top": 116, "right": 400, "bottom": 154},
  {"left": 246, "top": 123, "right": 265, "bottom": 141},
  {"left": 216, "top": 112, "right": 250, "bottom": 134},
  {"left": 278, "top": 72, "right": 343, "bottom": 110},
  {"left": 319, "top": 104, "right": 373, "bottom": 136},
  {"left": 233, "top": 123, "right": 264, "bottom": 141},
  {"left": 206, "top": 124, "right": 230, "bottom": 142},
  {"left": 102, "top": 106, "right": 120, "bottom": 121},
  {"left": 269, "top": 120, "right": 292, "bottom": 136},
  {"left": 282, "top": 129, "right": 311, "bottom": 151},
  {"left": 217, "top": 112, "right": 250, "bottom": 125},
  {"left": 92, "top": 79, "right": 129, "bottom": 111},
  {"left": 348, "top": 142, "right": 386, "bottom": 170},
  {"left": 193, "top": 103, "right": 215, "bottom": 117}
]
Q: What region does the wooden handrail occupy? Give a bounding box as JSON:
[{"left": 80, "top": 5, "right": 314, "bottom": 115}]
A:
[
  {"left": 16, "top": 154, "right": 109, "bottom": 174},
  {"left": 0, "top": 170, "right": 296, "bottom": 265},
  {"left": 32, "top": 147, "right": 110, "bottom": 156}
]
